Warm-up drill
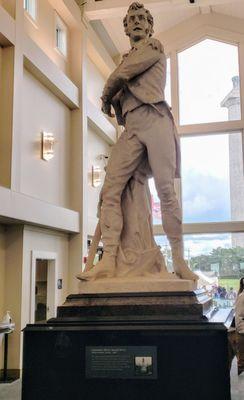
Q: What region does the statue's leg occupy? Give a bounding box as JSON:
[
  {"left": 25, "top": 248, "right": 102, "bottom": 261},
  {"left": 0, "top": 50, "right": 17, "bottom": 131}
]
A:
[
  {"left": 140, "top": 106, "right": 198, "bottom": 281},
  {"left": 79, "top": 128, "right": 145, "bottom": 280}
]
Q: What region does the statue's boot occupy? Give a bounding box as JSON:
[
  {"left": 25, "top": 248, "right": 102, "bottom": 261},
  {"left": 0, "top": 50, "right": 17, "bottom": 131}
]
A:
[
  {"left": 77, "top": 252, "right": 116, "bottom": 281},
  {"left": 173, "top": 256, "right": 198, "bottom": 281}
]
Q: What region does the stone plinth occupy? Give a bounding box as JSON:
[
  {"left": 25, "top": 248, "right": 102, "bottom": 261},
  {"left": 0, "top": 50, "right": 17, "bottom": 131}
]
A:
[
  {"left": 78, "top": 276, "right": 197, "bottom": 294},
  {"left": 22, "top": 310, "right": 231, "bottom": 400},
  {"left": 57, "top": 288, "right": 212, "bottom": 321}
]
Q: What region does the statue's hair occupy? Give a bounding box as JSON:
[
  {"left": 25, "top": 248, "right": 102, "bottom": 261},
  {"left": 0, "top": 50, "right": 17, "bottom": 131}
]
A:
[{"left": 123, "top": 2, "right": 154, "bottom": 37}]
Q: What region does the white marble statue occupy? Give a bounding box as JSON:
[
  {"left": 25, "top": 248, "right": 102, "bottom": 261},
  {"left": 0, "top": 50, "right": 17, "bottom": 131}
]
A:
[{"left": 77, "top": 2, "right": 198, "bottom": 282}]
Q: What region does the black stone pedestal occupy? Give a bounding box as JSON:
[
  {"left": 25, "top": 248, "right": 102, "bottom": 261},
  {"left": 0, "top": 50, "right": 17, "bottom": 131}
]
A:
[{"left": 22, "top": 291, "right": 232, "bottom": 400}]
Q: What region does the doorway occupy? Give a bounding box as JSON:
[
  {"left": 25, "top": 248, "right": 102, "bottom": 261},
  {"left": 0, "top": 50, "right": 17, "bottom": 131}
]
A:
[
  {"left": 35, "top": 260, "right": 48, "bottom": 322},
  {"left": 31, "top": 251, "right": 57, "bottom": 323}
]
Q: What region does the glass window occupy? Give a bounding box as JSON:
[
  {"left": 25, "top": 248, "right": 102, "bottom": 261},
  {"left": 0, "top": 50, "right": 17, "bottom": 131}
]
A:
[
  {"left": 55, "top": 14, "right": 67, "bottom": 57},
  {"left": 155, "top": 233, "right": 244, "bottom": 308},
  {"left": 24, "top": 0, "right": 37, "bottom": 20},
  {"left": 185, "top": 233, "right": 243, "bottom": 308},
  {"left": 181, "top": 132, "right": 244, "bottom": 223},
  {"left": 178, "top": 39, "right": 241, "bottom": 125},
  {"left": 154, "top": 235, "right": 173, "bottom": 271},
  {"left": 150, "top": 131, "right": 244, "bottom": 224},
  {"left": 149, "top": 178, "right": 181, "bottom": 225}
]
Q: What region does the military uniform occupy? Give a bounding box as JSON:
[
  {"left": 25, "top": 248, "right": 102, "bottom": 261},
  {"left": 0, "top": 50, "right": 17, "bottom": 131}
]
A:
[{"left": 100, "top": 37, "right": 182, "bottom": 258}]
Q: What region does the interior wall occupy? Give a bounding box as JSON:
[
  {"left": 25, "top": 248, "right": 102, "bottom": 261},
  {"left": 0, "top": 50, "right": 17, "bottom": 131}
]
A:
[
  {"left": 0, "top": 46, "right": 14, "bottom": 188},
  {"left": 24, "top": 0, "right": 71, "bottom": 77},
  {"left": 87, "top": 56, "right": 106, "bottom": 109},
  {"left": 4, "top": 226, "right": 23, "bottom": 373},
  {"left": 87, "top": 126, "right": 111, "bottom": 235},
  {"left": 1, "top": 225, "right": 69, "bottom": 373},
  {"left": 21, "top": 226, "right": 69, "bottom": 328},
  {"left": 3, "top": 225, "right": 70, "bottom": 372},
  {"left": 0, "top": 224, "right": 5, "bottom": 371},
  {"left": 0, "top": 224, "right": 5, "bottom": 321},
  {"left": 0, "top": 0, "right": 15, "bottom": 18},
  {"left": 20, "top": 68, "right": 70, "bottom": 208}
]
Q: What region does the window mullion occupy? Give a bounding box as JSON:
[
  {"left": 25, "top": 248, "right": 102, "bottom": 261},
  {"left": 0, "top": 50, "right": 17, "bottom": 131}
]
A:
[
  {"left": 153, "top": 221, "right": 244, "bottom": 236},
  {"left": 170, "top": 51, "right": 183, "bottom": 208},
  {"left": 239, "top": 42, "right": 244, "bottom": 122},
  {"left": 178, "top": 120, "right": 244, "bottom": 136},
  {"left": 170, "top": 50, "right": 179, "bottom": 127}
]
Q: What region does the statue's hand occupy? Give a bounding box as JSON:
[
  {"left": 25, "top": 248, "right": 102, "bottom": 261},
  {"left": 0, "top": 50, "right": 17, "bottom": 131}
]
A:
[{"left": 101, "top": 97, "right": 115, "bottom": 118}]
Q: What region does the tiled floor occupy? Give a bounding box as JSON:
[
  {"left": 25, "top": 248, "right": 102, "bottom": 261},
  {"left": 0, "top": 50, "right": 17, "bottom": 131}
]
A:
[
  {"left": 0, "top": 379, "right": 20, "bottom": 400},
  {"left": 230, "top": 358, "right": 244, "bottom": 400},
  {"left": 0, "top": 358, "right": 243, "bottom": 400}
]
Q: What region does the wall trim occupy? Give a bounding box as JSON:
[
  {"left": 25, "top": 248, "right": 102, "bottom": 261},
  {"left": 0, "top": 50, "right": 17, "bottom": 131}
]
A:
[
  {"left": 23, "top": 35, "right": 79, "bottom": 110},
  {"left": 0, "top": 368, "right": 20, "bottom": 380},
  {"left": 87, "top": 99, "right": 116, "bottom": 144},
  {"left": 0, "top": 5, "right": 15, "bottom": 46},
  {"left": 23, "top": 225, "right": 69, "bottom": 238},
  {"left": 0, "top": 186, "right": 80, "bottom": 233}
]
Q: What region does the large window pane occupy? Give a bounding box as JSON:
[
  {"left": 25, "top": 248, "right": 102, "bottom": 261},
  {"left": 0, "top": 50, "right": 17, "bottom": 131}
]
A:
[
  {"left": 154, "top": 235, "right": 173, "bottom": 271},
  {"left": 178, "top": 39, "right": 241, "bottom": 125},
  {"left": 155, "top": 233, "right": 244, "bottom": 308},
  {"left": 185, "top": 233, "right": 243, "bottom": 308},
  {"left": 149, "top": 178, "right": 181, "bottom": 225},
  {"left": 150, "top": 131, "right": 244, "bottom": 224},
  {"left": 182, "top": 132, "right": 244, "bottom": 223}
]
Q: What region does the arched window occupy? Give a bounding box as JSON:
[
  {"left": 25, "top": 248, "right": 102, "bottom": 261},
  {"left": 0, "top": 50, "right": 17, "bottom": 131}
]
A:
[
  {"left": 152, "top": 28, "right": 244, "bottom": 297},
  {"left": 178, "top": 39, "right": 241, "bottom": 125}
]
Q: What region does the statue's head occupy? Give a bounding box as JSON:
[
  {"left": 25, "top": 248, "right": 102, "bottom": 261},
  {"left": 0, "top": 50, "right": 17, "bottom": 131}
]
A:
[{"left": 123, "top": 2, "right": 154, "bottom": 42}]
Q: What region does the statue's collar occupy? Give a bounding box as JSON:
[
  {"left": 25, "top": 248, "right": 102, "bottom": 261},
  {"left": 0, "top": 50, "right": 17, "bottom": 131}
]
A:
[
  {"left": 122, "top": 38, "right": 150, "bottom": 59},
  {"left": 131, "top": 38, "right": 149, "bottom": 51}
]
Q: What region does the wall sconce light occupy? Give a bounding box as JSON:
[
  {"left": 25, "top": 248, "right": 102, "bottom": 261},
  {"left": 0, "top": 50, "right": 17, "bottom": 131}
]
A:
[
  {"left": 96, "top": 154, "right": 109, "bottom": 171},
  {"left": 42, "top": 132, "right": 56, "bottom": 161},
  {"left": 92, "top": 165, "right": 103, "bottom": 187}
]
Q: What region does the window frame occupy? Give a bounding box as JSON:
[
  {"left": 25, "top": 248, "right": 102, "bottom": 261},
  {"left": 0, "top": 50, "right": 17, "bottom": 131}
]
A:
[
  {"left": 23, "top": 0, "right": 37, "bottom": 22},
  {"left": 153, "top": 24, "right": 244, "bottom": 241},
  {"left": 54, "top": 12, "right": 68, "bottom": 58},
  {"left": 170, "top": 30, "right": 244, "bottom": 135}
]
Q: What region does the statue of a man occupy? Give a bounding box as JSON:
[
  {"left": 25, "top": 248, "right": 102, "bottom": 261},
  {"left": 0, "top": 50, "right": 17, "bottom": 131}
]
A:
[{"left": 80, "top": 2, "right": 198, "bottom": 281}]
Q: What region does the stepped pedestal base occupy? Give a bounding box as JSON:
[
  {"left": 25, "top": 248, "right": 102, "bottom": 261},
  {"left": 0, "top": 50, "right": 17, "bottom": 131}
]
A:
[
  {"left": 22, "top": 289, "right": 233, "bottom": 400},
  {"left": 58, "top": 288, "right": 211, "bottom": 321},
  {"left": 78, "top": 275, "right": 197, "bottom": 294}
]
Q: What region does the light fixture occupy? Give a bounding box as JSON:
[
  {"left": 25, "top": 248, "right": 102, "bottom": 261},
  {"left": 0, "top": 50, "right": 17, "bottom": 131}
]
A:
[
  {"left": 96, "top": 154, "right": 109, "bottom": 171},
  {"left": 92, "top": 165, "right": 103, "bottom": 187},
  {"left": 41, "top": 132, "right": 56, "bottom": 161}
]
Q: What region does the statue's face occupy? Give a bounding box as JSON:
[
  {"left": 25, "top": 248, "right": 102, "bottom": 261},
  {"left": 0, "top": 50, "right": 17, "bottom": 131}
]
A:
[{"left": 126, "top": 8, "right": 150, "bottom": 42}]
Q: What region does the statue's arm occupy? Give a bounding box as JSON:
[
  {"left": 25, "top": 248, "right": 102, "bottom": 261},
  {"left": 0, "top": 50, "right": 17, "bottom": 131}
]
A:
[{"left": 102, "top": 39, "right": 164, "bottom": 103}]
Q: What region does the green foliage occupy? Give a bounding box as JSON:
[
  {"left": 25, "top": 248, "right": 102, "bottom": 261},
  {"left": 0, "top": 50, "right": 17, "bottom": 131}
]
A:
[
  {"left": 219, "top": 278, "right": 240, "bottom": 291},
  {"left": 189, "top": 246, "right": 244, "bottom": 278}
]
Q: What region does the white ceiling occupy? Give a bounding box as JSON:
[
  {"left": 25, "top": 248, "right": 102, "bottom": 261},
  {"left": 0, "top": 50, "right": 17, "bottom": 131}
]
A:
[
  {"left": 213, "top": 1, "right": 244, "bottom": 18},
  {"left": 101, "top": 6, "right": 199, "bottom": 54},
  {"left": 87, "top": 0, "right": 244, "bottom": 57}
]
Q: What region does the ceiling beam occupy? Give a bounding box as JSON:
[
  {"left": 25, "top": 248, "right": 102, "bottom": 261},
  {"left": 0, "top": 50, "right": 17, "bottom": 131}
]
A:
[{"left": 84, "top": 0, "right": 239, "bottom": 21}]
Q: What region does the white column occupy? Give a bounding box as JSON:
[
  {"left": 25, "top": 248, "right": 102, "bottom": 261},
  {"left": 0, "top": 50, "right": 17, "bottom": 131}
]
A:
[
  {"left": 68, "top": 21, "right": 88, "bottom": 293},
  {"left": 11, "top": 0, "right": 24, "bottom": 191}
]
